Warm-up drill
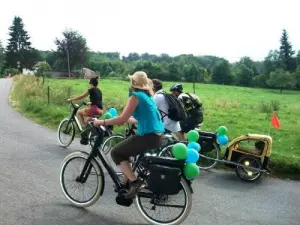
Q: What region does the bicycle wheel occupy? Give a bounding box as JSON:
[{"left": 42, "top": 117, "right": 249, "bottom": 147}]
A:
[
  {"left": 57, "top": 118, "right": 75, "bottom": 147},
  {"left": 60, "top": 151, "right": 105, "bottom": 207},
  {"left": 101, "top": 135, "right": 125, "bottom": 174},
  {"left": 135, "top": 178, "right": 192, "bottom": 225},
  {"left": 197, "top": 142, "right": 220, "bottom": 170},
  {"left": 158, "top": 144, "right": 174, "bottom": 157}
]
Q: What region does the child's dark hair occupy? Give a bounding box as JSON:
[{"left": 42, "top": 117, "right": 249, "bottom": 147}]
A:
[
  {"left": 255, "top": 141, "right": 265, "bottom": 150},
  {"left": 89, "top": 77, "right": 99, "bottom": 86},
  {"left": 152, "top": 79, "right": 163, "bottom": 92}
]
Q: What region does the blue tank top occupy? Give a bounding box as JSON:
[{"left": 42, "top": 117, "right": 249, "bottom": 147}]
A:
[{"left": 131, "top": 91, "right": 164, "bottom": 136}]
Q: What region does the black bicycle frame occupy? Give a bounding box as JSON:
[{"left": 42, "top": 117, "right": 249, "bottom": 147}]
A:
[
  {"left": 62, "top": 102, "right": 83, "bottom": 131},
  {"left": 78, "top": 124, "right": 125, "bottom": 191}
]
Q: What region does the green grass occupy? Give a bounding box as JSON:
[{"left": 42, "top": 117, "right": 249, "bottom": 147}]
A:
[{"left": 10, "top": 75, "right": 300, "bottom": 177}]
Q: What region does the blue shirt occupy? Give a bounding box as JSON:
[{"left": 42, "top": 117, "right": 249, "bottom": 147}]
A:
[{"left": 131, "top": 91, "right": 164, "bottom": 136}]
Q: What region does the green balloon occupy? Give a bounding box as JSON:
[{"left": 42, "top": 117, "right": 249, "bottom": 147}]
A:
[
  {"left": 187, "top": 130, "right": 199, "bottom": 142},
  {"left": 172, "top": 143, "right": 188, "bottom": 160},
  {"left": 217, "top": 126, "right": 228, "bottom": 135},
  {"left": 104, "top": 112, "right": 112, "bottom": 119},
  {"left": 184, "top": 163, "right": 200, "bottom": 179}
]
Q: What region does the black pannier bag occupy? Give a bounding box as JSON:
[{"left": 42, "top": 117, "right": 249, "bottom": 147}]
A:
[
  {"left": 146, "top": 157, "right": 184, "bottom": 195},
  {"left": 197, "top": 131, "right": 218, "bottom": 153}
]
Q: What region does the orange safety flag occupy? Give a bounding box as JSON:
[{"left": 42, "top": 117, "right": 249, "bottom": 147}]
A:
[{"left": 271, "top": 112, "right": 280, "bottom": 129}]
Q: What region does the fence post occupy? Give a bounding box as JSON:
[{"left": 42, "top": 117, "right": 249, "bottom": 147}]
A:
[{"left": 47, "top": 86, "right": 50, "bottom": 104}]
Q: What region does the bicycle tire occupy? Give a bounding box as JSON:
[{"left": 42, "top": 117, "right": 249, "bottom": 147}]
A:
[
  {"left": 60, "top": 151, "right": 105, "bottom": 207},
  {"left": 57, "top": 118, "right": 75, "bottom": 147},
  {"left": 135, "top": 178, "right": 192, "bottom": 225}
]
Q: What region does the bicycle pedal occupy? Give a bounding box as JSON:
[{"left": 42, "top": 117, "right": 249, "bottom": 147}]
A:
[{"left": 116, "top": 190, "right": 133, "bottom": 207}]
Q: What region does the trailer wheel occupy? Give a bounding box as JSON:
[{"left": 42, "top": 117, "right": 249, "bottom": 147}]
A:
[{"left": 235, "top": 155, "right": 262, "bottom": 182}]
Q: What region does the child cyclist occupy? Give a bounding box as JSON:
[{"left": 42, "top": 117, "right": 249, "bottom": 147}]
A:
[{"left": 68, "top": 77, "right": 103, "bottom": 144}]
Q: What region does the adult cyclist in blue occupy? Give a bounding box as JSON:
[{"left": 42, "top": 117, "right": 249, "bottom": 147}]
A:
[{"left": 93, "top": 71, "right": 164, "bottom": 199}]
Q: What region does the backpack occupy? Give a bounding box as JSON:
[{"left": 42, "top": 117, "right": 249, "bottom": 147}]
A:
[
  {"left": 184, "top": 93, "right": 202, "bottom": 110},
  {"left": 159, "top": 92, "right": 186, "bottom": 121}
]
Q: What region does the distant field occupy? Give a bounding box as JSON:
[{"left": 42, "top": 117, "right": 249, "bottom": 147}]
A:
[{"left": 10, "top": 75, "right": 300, "bottom": 175}]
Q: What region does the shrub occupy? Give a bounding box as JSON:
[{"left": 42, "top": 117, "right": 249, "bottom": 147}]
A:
[
  {"left": 259, "top": 100, "right": 280, "bottom": 113},
  {"left": 5, "top": 68, "right": 19, "bottom": 76}
]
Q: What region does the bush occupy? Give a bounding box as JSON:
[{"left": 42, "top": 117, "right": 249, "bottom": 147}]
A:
[
  {"left": 35, "top": 62, "right": 52, "bottom": 84},
  {"left": 259, "top": 100, "right": 280, "bottom": 113},
  {"left": 5, "top": 68, "right": 19, "bottom": 76}
]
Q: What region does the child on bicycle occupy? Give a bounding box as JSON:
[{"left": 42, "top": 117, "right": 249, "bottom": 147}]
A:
[
  {"left": 68, "top": 77, "right": 103, "bottom": 144},
  {"left": 93, "top": 71, "right": 164, "bottom": 199}
]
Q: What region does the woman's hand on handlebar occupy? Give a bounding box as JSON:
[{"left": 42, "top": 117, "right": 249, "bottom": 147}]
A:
[
  {"left": 127, "top": 116, "right": 137, "bottom": 125},
  {"left": 93, "top": 118, "right": 104, "bottom": 127}
]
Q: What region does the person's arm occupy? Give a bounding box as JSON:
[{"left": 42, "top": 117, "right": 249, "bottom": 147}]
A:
[
  {"left": 69, "top": 90, "right": 89, "bottom": 102},
  {"left": 94, "top": 95, "right": 139, "bottom": 126}
]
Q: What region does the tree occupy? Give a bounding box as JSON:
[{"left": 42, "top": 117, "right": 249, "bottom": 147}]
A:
[
  {"left": 5, "top": 16, "right": 37, "bottom": 71},
  {"left": 35, "top": 62, "right": 52, "bottom": 84},
  {"left": 211, "top": 60, "right": 234, "bottom": 84},
  {"left": 293, "top": 66, "right": 300, "bottom": 89},
  {"left": 266, "top": 69, "right": 296, "bottom": 93},
  {"left": 36, "top": 62, "right": 51, "bottom": 76},
  {"left": 296, "top": 51, "right": 300, "bottom": 67},
  {"left": 239, "top": 57, "right": 258, "bottom": 75},
  {"left": 167, "top": 63, "right": 182, "bottom": 81},
  {"left": 0, "top": 40, "right": 5, "bottom": 73},
  {"left": 263, "top": 50, "right": 280, "bottom": 75},
  {"left": 234, "top": 63, "right": 254, "bottom": 86},
  {"left": 279, "top": 29, "right": 296, "bottom": 72},
  {"left": 55, "top": 29, "right": 89, "bottom": 73}
]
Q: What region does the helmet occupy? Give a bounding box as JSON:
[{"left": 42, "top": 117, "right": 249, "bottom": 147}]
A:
[{"left": 170, "top": 84, "right": 183, "bottom": 92}]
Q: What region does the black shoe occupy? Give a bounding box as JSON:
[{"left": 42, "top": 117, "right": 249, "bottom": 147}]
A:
[
  {"left": 114, "top": 182, "right": 129, "bottom": 193},
  {"left": 125, "top": 179, "right": 143, "bottom": 199},
  {"left": 80, "top": 137, "right": 89, "bottom": 145}
]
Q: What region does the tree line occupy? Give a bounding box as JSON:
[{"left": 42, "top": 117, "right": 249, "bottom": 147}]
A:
[{"left": 1, "top": 16, "right": 300, "bottom": 92}]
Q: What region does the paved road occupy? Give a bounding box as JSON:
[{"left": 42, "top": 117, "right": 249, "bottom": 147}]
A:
[{"left": 0, "top": 78, "right": 300, "bottom": 225}]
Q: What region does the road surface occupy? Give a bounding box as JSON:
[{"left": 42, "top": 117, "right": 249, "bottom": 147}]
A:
[{"left": 0, "top": 78, "right": 299, "bottom": 225}]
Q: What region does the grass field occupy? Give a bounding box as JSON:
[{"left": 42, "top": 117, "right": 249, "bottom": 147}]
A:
[{"left": 10, "top": 75, "right": 300, "bottom": 176}]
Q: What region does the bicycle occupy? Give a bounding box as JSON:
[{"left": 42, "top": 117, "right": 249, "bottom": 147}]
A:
[
  {"left": 57, "top": 101, "right": 113, "bottom": 148},
  {"left": 60, "top": 121, "right": 193, "bottom": 225}
]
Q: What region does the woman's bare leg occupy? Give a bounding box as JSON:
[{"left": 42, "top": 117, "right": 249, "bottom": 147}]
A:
[
  {"left": 118, "top": 161, "right": 137, "bottom": 182},
  {"left": 174, "top": 131, "right": 185, "bottom": 141},
  {"left": 77, "top": 109, "right": 86, "bottom": 127}
]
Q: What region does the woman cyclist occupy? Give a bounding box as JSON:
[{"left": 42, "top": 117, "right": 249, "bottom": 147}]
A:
[
  {"left": 68, "top": 77, "right": 103, "bottom": 144},
  {"left": 93, "top": 71, "right": 164, "bottom": 199}
]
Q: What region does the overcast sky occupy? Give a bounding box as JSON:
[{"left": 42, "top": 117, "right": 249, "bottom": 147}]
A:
[{"left": 0, "top": 0, "right": 299, "bottom": 62}]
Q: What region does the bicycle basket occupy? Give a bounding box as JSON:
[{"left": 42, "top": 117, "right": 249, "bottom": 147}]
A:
[{"left": 146, "top": 157, "right": 183, "bottom": 195}]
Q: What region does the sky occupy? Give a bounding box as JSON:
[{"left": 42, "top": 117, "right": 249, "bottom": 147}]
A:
[{"left": 0, "top": 0, "right": 299, "bottom": 62}]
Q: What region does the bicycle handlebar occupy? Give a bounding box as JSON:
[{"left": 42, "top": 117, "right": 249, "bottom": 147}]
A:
[{"left": 70, "top": 101, "right": 87, "bottom": 109}]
